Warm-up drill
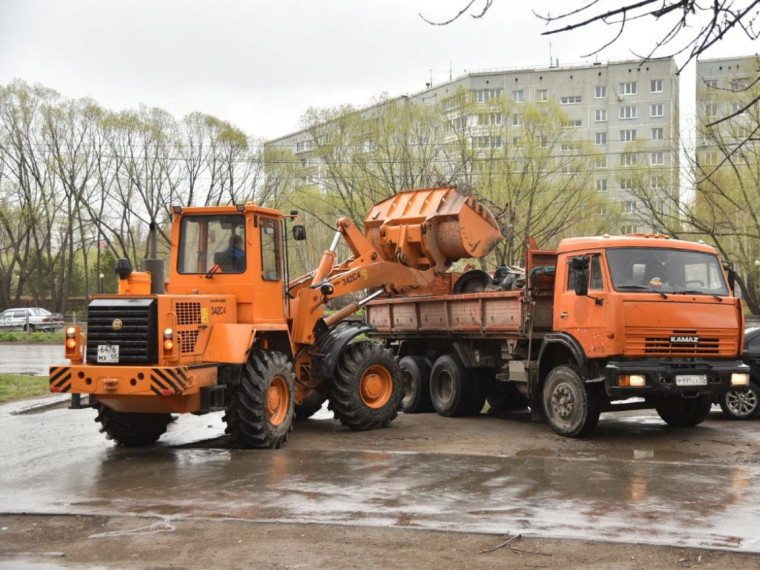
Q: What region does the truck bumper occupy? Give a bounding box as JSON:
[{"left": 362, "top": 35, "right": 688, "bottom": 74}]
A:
[
  {"left": 603, "top": 359, "right": 750, "bottom": 399},
  {"left": 49, "top": 364, "right": 218, "bottom": 414}
]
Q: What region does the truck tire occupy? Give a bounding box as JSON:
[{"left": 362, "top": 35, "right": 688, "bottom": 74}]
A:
[
  {"left": 295, "top": 392, "right": 327, "bottom": 420},
  {"left": 328, "top": 341, "right": 402, "bottom": 430},
  {"left": 429, "top": 354, "right": 483, "bottom": 417},
  {"left": 655, "top": 394, "right": 713, "bottom": 427},
  {"left": 399, "top": 356, "right": 433, "bottom": 413},
  {"left": 224, "top": 350, "right": 295, "bottom": 449},
  {"left": 95, "top": 404, "right": 172, "bottom": 446},
  {"left": 542, "top": 365, "right": 600, "bottom": 437},
  {"left": 718, "top": 383, "right": 760, "bottom": 420}
]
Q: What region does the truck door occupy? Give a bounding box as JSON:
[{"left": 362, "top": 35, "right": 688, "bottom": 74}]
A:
[
  {"left": 254, "top": 216, "right": 285, "bottom": 322},
  {"left": 555, "top": 252, "right": 609, "bottom": 357}
]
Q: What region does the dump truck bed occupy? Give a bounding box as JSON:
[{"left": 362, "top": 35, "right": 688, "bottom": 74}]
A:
[{"left": 365, "top": 288, "right": 554, "bottom": 339}]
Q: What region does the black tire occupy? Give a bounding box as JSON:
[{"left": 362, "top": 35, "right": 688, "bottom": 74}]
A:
[
  {"left": 295, "top": 391, "right": 327, "bottom": 420},
  {"left": 655, "top": 394, "right": 713, "bottom": 427},
  {"left": 95, "top": 403, "right": 172, "bottom": 446},
  {"left": 399, "top": 356, "right": 434, "bottom": 413},
  {"left": 453, "top": 270, "right": 492, "bottom": 294},
  {"left": 329, "top": 341, "right": 402, "bottom": 430},
  {"left": 224, "top": 350, "right": 295, "bottom": 449},
  {"left": 542, "top": 365, "right": 600, "bottom": 437},
  {"left": 719, "top": 382, "right": 760, "bottom": 420},
  {"left": 24, "top": 324, "right": 35, "bottom": 332},
  {"left": 429, "top": 354, "right": 483, "bottom": 417}
]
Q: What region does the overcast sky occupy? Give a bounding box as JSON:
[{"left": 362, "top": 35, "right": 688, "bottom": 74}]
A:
[{"left": 0, "top": 0, "right": 757, "bottom": 140}]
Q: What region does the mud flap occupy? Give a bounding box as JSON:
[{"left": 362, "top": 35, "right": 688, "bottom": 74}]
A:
[{"left": 309, "top": 321, "right": 377, "bottom": 381}]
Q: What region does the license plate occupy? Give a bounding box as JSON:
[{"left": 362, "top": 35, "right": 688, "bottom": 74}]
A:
[
  {"left": 97, "top": 345, "right": 119, "bottom": 363},
  {"left": 675, "top": 374, "right": 707, "bottom": 386}
]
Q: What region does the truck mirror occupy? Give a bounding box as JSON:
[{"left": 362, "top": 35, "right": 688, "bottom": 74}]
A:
[
  {"left": 293, "top": 225, "right": 306, "bottom": 241},
  {"left": 571, "top": 256, "right": 589, "bottom": 297}
]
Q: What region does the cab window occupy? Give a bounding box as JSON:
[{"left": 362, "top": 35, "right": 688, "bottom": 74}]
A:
[
  {"left": 589, "top": 255, "right": 604, "bottom": 290},
  {"left": 260, "top": 217, "right": 280, "bottom": 281},
  {"left": 177, "top": 214, "right": 246, "bottom": 274}
]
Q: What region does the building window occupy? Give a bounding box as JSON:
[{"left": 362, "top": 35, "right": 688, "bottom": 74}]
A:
[
  {"left": 475, "top": 89, "right": 503, "bottom": 103},
  {"left": 650, "top": 103, "right": 664, "bottom": 117},
  {"left": 512, "top": 113, "right": 523, "bottom": 126},
  {"left": 705, "top": 103, "right": 718, "bottom": 116},
  {"left": 594, "top": 109, "right": 607, "bottom": 122},
  {"left": 512, "top": 90, "right": 524, "bottom": 103},
  {"left": 620, "top": 82, "right": 637, "bottom": 95},
  {"left": 595, "top": 132, "right": 607, "bottom": 145},
  {"left": 619, "top": 106, "right": 638, "bottom": 120},
  {"left": 650, "top": 151, "right": 664, "bottom": 165},
  {"left": 562, "top": 119, "right": 582, "bottom": 128},
  {"left": 595, "top": 85, "right": 607, "bottom": 99},
  {"left": 621, "top": 224, "right": 637, "bottom": 234},
  {"left": 295, "top": 141, "right": 314, "bottom": 153},
  {"left": 651, "top": 127, "right": 664, "bottom": 140},
  {"left": 620, "top": 178, "right": 634, "bottom": 191},
  {"left": 651, "top": 176, "right": 665, "bottom": 190},
  {"left": 595, "top": 156, "right": 608, "bottom": 169},
  {"left": 561, "top": 142, "right": 582, "bottom": 152},
  {"left": 651, "top": 79, "right": 663, "bottom": 93},
  {"left": 596, "top": 178, "right": 608, "bottom": 192},
  {"left": 560, "top": 95, "right": 583, "bottom": 105},
  {"left": 624, "top": 201, "right": 636, "bottom": 214},
  {"left": 620, "top": 129, "right": 637, "bottom": 142},
  {"left": 539, "top": 135, "right": 548, "bottom": 148},
  {"left": 621, "top": 153, "right": 638, "bottom": 166},
  {"left": 598, "top": 204, "right": 607, "bottom": 216},
  {"left": 536, "top": 89, "right": 548, "bottom": 102},
  {"left": 704, "top": 79, "right": 718, "bottom": 89},
  {"left": 477, "top": 113, "right": 503, "bottom": 126}
]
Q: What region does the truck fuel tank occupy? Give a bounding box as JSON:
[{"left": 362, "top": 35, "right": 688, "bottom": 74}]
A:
[{"left": 364, "top": 187, "right": 503, "bottom": 273}]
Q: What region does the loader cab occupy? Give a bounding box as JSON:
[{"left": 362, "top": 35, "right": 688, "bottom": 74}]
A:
[{"left": 170, "top": 205, "right": 290, "bottom": 323}]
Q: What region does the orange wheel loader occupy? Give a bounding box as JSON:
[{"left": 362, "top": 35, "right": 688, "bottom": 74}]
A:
[{"left": 50, "top": 187, "right": 502, "bottom": 448}]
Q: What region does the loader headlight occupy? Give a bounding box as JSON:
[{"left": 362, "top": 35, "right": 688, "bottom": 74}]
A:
[{"left": 163, "top": 328, "right": 174, "bottom": 351}]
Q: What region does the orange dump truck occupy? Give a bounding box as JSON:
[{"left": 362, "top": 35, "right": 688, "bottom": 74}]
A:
[
  {"left": 50, "top": 187, "right": 502, "bottom": 448},
  {"left": 365, "top": 234, "right": 751, "bottom": 437}
]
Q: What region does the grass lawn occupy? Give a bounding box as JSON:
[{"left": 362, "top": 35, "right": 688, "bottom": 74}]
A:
[
  {"left": 0, "top": 374, "right": 49, "bottom": 404},
  {"left": 0, "top": 331, "right": 64, "bottom": 343}
]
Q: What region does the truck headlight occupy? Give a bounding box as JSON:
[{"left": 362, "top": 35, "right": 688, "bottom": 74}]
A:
[
  {"left": 731, "top": 373, "right": 750, "bottom": 386},
  {"left": 619, "top": 374, "right": 646, "bottom": 387}
]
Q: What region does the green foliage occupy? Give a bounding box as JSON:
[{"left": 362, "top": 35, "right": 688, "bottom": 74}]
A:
[
  {"left": 0, "top": 374, "right": 50, "bottom": 403},
  {"left": 0, "top": 331, "right": 64, "bottom": 343}
]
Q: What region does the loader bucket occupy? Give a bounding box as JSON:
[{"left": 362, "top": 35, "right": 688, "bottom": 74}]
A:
[{"left": 364, "top": 187, "right": 503, "bottom": 273}]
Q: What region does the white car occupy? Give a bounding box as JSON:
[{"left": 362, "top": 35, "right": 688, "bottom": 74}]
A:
[{"left": 0, "top": 307, "right": 65, "bottom": 332}]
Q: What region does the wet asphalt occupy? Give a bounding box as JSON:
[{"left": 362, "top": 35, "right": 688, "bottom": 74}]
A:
[{"left": 1, "top": 396, "right": 759, "bottom": 553}]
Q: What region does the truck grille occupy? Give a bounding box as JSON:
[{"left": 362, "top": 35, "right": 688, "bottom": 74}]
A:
[
  {"left": 86, "top": 298, "right": 158, "bottom": 364},
  {"left": 625, "top": 328, "right": 736, "bottom": 357}
]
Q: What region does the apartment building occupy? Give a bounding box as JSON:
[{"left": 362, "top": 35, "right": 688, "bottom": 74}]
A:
[
  {"left": 269, "top": 58, "right": 681, "bottom": 234},
  {"left": 696, "top": 55, "right": 760, "bottom": 166}
]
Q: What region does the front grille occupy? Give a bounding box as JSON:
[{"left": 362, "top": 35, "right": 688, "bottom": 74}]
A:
[
  {"left": 174, "top": 301, "right": 202, "bottom": 355},
  {"left": 181, "top": 330, "right": 199, "bottom": 354},
  {"left": 625, "top": 328, "right": 737, "bottom": 357},
  {"left": 86, "top": 298, "right": 158, "bottom": 364},
  {"left": 176, "top": 302, "right": 201, "bottom": 325}
]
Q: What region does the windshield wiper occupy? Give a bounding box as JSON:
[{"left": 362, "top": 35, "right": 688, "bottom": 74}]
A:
[
  {"left": 616, "top": 284, "right": 668, "bottom": 298},
  {"left": 205, "top": 264, "right": 221, "bottom": 279},
  {"left": 673, "top": 289, "right": 724, "bottom": 301}
]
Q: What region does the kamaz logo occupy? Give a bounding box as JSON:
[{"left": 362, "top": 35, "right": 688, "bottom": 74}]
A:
[{"left": 670, "top": 336, "right": 699, "bottom": 344}]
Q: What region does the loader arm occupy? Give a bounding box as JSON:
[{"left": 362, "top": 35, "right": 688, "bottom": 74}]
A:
[{"left": 288, "top": 187, "right": 503, "bottom": 347}]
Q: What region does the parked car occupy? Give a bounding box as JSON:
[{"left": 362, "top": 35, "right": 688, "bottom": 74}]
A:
[
  {"left": 719, "top": 327, "right": 760, "bottom": 420},
  {"left": 0, "top": 307, "right": 65, "bottom": 332}
]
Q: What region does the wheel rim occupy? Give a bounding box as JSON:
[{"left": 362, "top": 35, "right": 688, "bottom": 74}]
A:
[
  {"left": 435, "top": 370, "right": 454, "bottom": 405},
  {"left": 267, "top": 376, "right": 290, "bottom": 426},
  {"left": 726, "top": 389, "right": 758, "bottom": 417},
  {"left": 360, "top": 364, "right": 393, "bottom": 409},
  {"left": 550, "top": 382, "right": 577, "bottom": 420}
]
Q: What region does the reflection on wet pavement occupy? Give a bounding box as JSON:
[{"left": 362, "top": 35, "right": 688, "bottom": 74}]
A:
[{"left": 3, "top": 444, "right": 759, "bottom": 552}]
